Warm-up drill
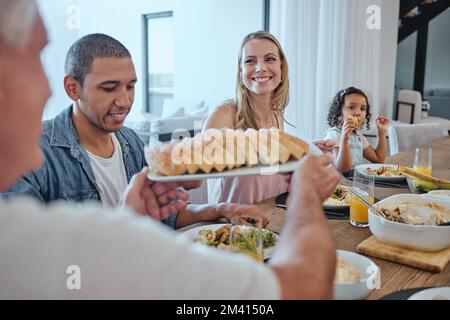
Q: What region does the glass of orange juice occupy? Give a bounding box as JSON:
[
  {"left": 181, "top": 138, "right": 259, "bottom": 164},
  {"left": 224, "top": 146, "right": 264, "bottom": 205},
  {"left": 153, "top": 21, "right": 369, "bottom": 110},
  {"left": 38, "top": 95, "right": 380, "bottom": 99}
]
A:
[
  {"left": 350, "top": 171, "right": 374, "bottom": 227},
  {"left": 413, "top": 147, "right": 432, "bottom": 176}
]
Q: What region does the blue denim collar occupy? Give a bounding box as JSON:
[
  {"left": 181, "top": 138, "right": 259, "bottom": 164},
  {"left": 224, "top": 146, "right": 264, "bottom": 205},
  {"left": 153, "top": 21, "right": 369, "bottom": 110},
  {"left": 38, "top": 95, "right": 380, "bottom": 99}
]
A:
[
  {"left": 48, "top": 105, "right": 130, "bottom": 156},
  {"left": 48, "top": 106, "right": 80, "bottom": 149}
]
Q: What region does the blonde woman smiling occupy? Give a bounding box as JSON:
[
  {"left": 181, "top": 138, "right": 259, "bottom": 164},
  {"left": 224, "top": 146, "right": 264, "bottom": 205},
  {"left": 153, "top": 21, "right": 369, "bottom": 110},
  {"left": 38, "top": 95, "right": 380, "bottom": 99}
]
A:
[{"left": 204, "top": 31, "right": 334, "bottom": 204}]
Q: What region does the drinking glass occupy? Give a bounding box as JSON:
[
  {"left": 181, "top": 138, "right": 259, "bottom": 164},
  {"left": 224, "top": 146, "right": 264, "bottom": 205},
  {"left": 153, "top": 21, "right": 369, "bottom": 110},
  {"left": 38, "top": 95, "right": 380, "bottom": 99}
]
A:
[
  {"left": 413, "top": 147, "right": 432, "bottom": 176},
  {"left": 229, "top": 217, "right": 263, "bottom": 262},
  {"left": 349, "top": 171, "right": 375, "bottom": 227}
]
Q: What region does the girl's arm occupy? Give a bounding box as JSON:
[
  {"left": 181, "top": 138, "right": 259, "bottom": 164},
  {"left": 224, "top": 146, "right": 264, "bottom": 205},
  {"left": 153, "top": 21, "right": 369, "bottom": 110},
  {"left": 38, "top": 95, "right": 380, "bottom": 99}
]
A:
[
  {"left": 363, "top": 116, "right": 389, "bottom": 163},
  {"left": 333, "top": 118, "right": 356, "bottom": 173}
]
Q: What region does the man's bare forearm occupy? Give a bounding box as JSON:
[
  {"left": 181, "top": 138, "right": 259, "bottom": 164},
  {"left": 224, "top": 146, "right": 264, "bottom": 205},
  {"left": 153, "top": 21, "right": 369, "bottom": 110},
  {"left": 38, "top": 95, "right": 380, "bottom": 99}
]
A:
[
  {"left": 269, "top": 192, "right": 336, "bottom": 299},
  {"left": 175, "top": 204, "right": 218, "bottom": 229}
]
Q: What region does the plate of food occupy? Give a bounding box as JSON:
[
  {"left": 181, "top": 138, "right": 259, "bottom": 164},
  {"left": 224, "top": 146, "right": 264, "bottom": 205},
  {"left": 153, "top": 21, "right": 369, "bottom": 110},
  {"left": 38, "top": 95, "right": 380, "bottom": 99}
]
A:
[
  {"left": 145, "top": 128, "right": 321, "bottom": 182},
  {"left": 355, "top": 164, "right": 405, "bottom": 182},
  {"left": 425, "top": 190, "right": 450, "bottom": 202},
  {"left": 407, "top": 176, "right": 450, "bottom": 194},
  {"left": 324, "top": 185, "right": 352, "bottom": 209},
  {"left": 179, "top": 223, "right": 279, "bottom": 260},
  {"left": 407, "top": 287, "right": 450, "bottom": 300}
]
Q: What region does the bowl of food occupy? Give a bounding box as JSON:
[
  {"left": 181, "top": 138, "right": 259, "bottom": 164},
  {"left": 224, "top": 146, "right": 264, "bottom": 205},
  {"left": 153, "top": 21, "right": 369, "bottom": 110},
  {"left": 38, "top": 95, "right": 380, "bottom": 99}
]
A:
[
  {"left": 369, "top": 194, "right": 450, "bottom": 251},
  {"left": 334, "top": 250, "right": 379, "bottom": 300},
  {"left": 406, "top": 176, "right": 450, "bottom": 194}
]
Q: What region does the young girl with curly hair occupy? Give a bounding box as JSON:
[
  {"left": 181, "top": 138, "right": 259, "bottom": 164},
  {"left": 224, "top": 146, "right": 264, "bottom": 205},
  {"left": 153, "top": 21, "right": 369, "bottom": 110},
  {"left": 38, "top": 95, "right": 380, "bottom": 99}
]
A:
[{"left": 324, "top": 87, "right": 389, "bottom": 173}]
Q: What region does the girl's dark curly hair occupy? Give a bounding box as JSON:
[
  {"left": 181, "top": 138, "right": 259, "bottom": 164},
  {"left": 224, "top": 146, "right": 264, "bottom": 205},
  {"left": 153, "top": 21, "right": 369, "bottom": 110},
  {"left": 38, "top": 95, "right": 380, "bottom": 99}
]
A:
[{"left": 326, "top": 87, "right": 372, "bottom": 130}]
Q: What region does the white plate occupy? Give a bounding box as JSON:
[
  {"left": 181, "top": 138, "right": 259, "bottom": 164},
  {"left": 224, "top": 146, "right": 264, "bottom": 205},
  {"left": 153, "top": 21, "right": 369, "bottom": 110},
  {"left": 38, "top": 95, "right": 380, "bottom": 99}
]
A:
[
  {"left": 425, "top": 190, "right": 450, "bottom": 203},
  {"left": 323, "top": 185, "right": 351, "bottom": 210},
  {"left": 148, "top": 141, "right": 322, "bottom": 182},
  {"left": 354, "top": 164, "right": 406, "bottom": 182},
  {"left": 178, "top": 223, "right": 279, "bottom": 260},
  {"left": 407, "top": 287, "right": 450, "bottom": 300}
]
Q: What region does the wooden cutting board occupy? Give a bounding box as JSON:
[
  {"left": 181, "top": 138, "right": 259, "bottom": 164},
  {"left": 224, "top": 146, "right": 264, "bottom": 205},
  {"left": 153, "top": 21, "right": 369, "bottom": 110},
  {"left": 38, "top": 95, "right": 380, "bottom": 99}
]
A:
[{"left": 356, "top": 236, "right": 450, "bottom": 273}]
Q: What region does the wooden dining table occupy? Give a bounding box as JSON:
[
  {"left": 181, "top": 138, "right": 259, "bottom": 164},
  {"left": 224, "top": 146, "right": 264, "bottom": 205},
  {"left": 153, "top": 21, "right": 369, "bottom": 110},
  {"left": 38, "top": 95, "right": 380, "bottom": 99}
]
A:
[
  {"left": 179, "top": 136, "right": 450, "bottom": 299},
  {"left": 259, "top": 135, "right": 450, "bottom": 299}
]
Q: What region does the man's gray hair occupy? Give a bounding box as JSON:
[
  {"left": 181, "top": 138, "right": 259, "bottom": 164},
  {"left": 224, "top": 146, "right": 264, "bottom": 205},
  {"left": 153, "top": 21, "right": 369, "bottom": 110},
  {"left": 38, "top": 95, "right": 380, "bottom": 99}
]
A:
[
  {"left": 0, "top": 0, "right": 37, "bottom": 47},
  {"left": 64, "top": 33, "right": 131, "bottom": 87}
]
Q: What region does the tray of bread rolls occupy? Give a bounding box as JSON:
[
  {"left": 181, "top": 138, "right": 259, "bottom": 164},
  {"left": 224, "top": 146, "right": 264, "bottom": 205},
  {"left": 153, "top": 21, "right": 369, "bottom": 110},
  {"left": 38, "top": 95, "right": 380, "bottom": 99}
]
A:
[{"left": 145, "top": 128, "right": 321, "bottom": 181}]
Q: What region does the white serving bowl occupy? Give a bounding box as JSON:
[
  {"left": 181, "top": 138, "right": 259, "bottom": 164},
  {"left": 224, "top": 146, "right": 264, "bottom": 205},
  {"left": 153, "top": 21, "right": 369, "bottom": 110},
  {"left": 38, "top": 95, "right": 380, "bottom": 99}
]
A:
[
  {"left": 369, "top": 194, "right": 450, "bottom": 251},
  {"left": 334, "top": 250, "right": 379, "bottom": 300}
]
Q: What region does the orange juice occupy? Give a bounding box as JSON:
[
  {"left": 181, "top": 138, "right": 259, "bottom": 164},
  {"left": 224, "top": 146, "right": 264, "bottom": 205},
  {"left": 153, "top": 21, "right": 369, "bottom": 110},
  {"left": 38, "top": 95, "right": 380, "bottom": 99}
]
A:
[
  {"left": 413, "top": 166, "right": 432, "bottom": 176},
  {"left": 350, "top": 196, "right": 374, "bottom": 224}
]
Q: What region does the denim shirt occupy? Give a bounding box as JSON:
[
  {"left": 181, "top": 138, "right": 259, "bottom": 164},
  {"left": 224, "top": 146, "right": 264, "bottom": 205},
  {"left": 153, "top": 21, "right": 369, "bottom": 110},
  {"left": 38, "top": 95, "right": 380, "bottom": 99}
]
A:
[{"left": 2, "top": 106, "right": 177, "bottom": 228}]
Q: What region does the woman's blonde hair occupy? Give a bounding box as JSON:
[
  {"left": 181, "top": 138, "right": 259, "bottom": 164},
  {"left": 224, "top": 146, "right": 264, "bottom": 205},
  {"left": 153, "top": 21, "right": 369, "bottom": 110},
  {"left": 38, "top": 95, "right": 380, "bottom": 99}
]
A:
[{"left": 234, "top": 31, "right": 289, "bottom": 130}]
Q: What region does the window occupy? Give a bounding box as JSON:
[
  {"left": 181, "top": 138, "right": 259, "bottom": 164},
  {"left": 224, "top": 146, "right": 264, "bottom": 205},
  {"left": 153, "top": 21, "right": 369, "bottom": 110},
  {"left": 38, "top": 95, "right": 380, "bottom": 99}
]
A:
[
  {"left": 142, "top": 1, "right": 268, "bottom": 117},
  {"left": 142, "top": 11, "right": 174, "bottom": 115}
]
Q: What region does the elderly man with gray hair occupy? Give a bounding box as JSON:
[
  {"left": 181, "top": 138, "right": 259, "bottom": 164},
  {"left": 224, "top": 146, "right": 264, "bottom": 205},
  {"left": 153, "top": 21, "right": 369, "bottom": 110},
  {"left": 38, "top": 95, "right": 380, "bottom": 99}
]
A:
[{"left": 0, "top": 0, "right": 339, "bottom": 299}]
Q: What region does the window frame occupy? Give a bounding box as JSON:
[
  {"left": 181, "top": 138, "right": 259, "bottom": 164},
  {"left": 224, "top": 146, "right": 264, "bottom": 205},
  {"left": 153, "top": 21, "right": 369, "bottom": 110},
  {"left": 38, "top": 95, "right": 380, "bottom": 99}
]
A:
[
  {"left": 142, "top": 11, "right": 174, "bottom": 113},
  {"left": 142, "top": 1, "right": 270, "bottom": 113}
]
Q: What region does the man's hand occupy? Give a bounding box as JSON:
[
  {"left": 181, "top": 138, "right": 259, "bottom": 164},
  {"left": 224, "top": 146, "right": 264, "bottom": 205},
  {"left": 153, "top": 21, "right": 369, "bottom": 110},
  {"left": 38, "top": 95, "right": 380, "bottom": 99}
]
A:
[
  {"left": 313, "top": 139, "right": 336, "bottom": 155},
  {"left": 375, "top": 115, "right": 389, "bottom": 134},
  {"left": 180, "top": 180, "right": 203, "bottom": 191},
  {"left": 120, "top": 168, "right": 189, "bottom": 221},
  {"left": 287, "top": 155, "right": 340, "bottom": 205},
  {"left": 216, "top": 203, "right": 269, "bottom": 227}
]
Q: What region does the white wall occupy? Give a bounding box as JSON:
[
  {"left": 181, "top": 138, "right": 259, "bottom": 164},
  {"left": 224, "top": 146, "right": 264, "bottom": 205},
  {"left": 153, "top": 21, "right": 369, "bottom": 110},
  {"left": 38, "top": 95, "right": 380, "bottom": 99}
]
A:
[
  {"left": 38, "top": 0, "right": 263, "bottom": 121},
  {"left": 38, "top": 0, "right": 80, "bottom": 120}
]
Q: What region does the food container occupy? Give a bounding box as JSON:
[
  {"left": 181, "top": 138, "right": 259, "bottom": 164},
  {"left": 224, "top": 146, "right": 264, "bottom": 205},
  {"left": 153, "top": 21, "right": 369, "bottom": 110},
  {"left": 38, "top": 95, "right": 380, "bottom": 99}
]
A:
[
  {"left": 334, "top": 250, "right": 379, "bottom": 300},
  {"left": 369, "top": 194, "right": 450, "bottom": 251}
]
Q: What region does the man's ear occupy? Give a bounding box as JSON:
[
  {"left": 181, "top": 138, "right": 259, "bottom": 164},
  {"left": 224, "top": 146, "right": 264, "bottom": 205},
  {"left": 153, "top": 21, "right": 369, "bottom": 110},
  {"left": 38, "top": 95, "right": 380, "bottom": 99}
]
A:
[{"left": 64, "top": 75, "right": 81, "bottom": 101}]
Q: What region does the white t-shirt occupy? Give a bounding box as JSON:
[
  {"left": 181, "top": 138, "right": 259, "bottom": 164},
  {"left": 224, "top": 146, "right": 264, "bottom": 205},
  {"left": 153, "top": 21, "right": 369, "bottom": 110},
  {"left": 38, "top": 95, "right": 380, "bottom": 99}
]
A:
[
  {"left": 0, "top": 197, "right": 280, "bottom": 299},
  {"left": 86, "top": 134, "right": 128, "bottom": 207}
]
